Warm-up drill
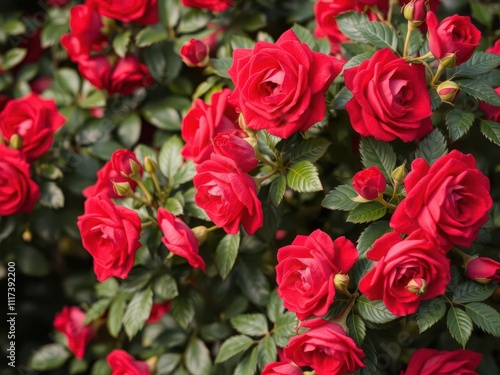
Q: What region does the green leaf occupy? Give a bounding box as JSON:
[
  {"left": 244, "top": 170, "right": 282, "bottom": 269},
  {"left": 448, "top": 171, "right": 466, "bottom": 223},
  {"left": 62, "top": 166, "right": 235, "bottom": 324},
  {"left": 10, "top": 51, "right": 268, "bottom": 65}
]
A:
[
  {"left": 171, "top": 294, "right": 195, "bottom": 329},
  {"left": 173, "top": 160, "right": 197, "bottom": 186},
  {"left": 159, "top": 0, "right": 181, "bottom": 28},
  {"left": 351, "top": 258, "right": 373, "bottom": 287},
  {"left": 446, "top": 108, "right": 475, "bottom": 142},
  {"left": 236, "top": 261, "right": 270, "bottom": 306},
  {"left": 347, "top": 201, "right": 387, "bottom": 224},
  {"left": 230, "top": 313, "right": 268, "bottom": 337},
  {"left": 272, "top": 312, "right": 298, "bottom": 347},
  {"left": 210, "top": 58, "right": 233, "bottom": 79},
  {"left": 215, "top": 234, "right": 240, "bottom": 280},
  {"left": 359, "top": 338, "right": 377, "bottom": 375},
  {"left": 231, "top": 35, "right": 255, "bottom": 50},
  {"left": 266, "top": 290, "right": 285, "bottom": 323},
  {"left": 136, "top": 26, "right": 169, "bottom": 47},
  {"left": 30, "top": 343, "right": 70, "bottom": 371},
  {"left": 153, "top": 273, "right": 179, "bottom": 300},
  {"left": 107, "top": 295, "right": 127, "bottom": 338},
  {"left": 332, "top": 86, "right": 354, "bottom": 110},
  {"left": 164, "top": 197, "right": 184, "bottom": 216},
  {"left": 69, "top": 358, "right": 88, "bottom": 375},
  {"left": 343, "top": 51, "right": 374, "bottom": 71},
  {"left": 414, "top": 129, "right": 448, "bottom": 165},
  {"left": 121, "top": 266, "right": 152, "bottom": 293},
  {"left": 123, "top": 288, "right": 153, "bottom": 340},
  {"left": 143, "top": 41, "right": 182, "bottom": 83},
  {"left": 3, "top": 19, "right": 26, "bottom": 35},
  {"left": 113, "top": 30, "right": 131, "bottom": 58},
  {"left": 464, "top": 302, "right": 500, "bottom": 337},
  {"left": 452, "top": 51, "right": 500, "bottom": 77},
  {"left": 91, "top": 140, "right": 124, "bottom": 160},
  {"left": 453, "top": 281, "right": 497, "bottom": 304},
  {"left": 356, "top": 296, "right": 397, "bottom": 324},
  {"left": 234, "top": 346, "right": 258, "bottom": 375},
  {"left": 215, "top": 335, "right": 255, "bottom": 363},
  {"left": 159, "top": 135, "right": 184, "bottom": 183},
  {"left": 480, "top": 120, "right": 500, "bottom": 146},
  {"left": 287, "top": 137, "right": 331, "bottom": 163},
  {"left": 359, "top": 137, "right": 396, "bottom": 180},
  {"left": 79, "top": 89, "right": 107, "bottom": 108},
  {"left": 91, "top": 359, "right": 111, "bottom": 375},
  {"left": 200, "top": 323, "right": 232, "bottom": 343},
  {"left": 459, "top": 79, "right": 500, "bottom": 106},
  {"left": 286, "top": 161, "right": 322, "bottom": 193},
  {"left": 357, "top": 220, "right": 390, "bottom": 257},
  {"left": 471, "top": 2, "right": 493, "bottom": 27},
  {"left": 96, "top": 278, "right": 119, "bottom": 298},
  {"left": 256, "top": 336, "right": 277, "bottom": 371},
  {"left": 39, "top": 182, "right": 65, "bottom": 209},
  {"left": 1, "top": 48, "right": 27, "bottom": 70},
  {"left": 347, "top": 314, "right": 366, "bottom": 346},
  {"left": 117, "top": 113, "right": 141, "bottom": 148},
  {"left": 416, "top": 298, "right": 446, "bottom": 333},
  {"left": 398, "top": 23, "right": 423, "bottom": 56},
  {"left": 291, "top": 23, "right": 316, "bottom": 50},
  {"left": 335, "top": 12, "right": 369, "bottom": 43},
  {"left": 185, "top": 338, "right": 212, "bottom": 375},
  {"left": 269, "top": 175, "right": 287, "bottom": 207},
  {"left": 41, "top": 23, "right": 68, "bottom": 48},
  {"left": 356, "top": 22, "right": 398, "bottom": 51},
  {"left": 157, "top": 353, "right": 182, "bottom": 375},
  {"left": 322, "top": 184, "right": 360, "bottom": 211},
  {"left": 142, "top": 99, "right": 183, "bottom": 131},
  {"left": 447, "top": 306, "right": 473, "bottom": 347}
]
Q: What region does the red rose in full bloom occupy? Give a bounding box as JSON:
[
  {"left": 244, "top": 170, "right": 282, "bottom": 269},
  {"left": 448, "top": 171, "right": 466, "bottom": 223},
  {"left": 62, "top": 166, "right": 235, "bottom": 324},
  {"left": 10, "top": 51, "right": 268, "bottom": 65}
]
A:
[
  {"left": 262, "top": 362, "right": 302, "bottom": 375},
  {"left": 465, "top": 257, "right": 500, "bottom": 284},
  {"left": 83, "top": 149, "right": 143, "bottom": 199},
  {"left": 479, "top": 87, "right": 500, "bottom": 122},
  {"left": 158, "top": 208, "right": 206, "bottom": 270},
  {"left": 359, "top": 231, "right": 450, "bottom": 316},
  {"left": 344, "top": 48, "right": 433, "bottom": 142},
  {"left": 352, "top": 166, "right": 386, "bottom": 200},
  {"left": 181, "top": 89, "right": 239, "bottom": 164},
  {"left": 107, "top": 350, "right": 150, "bottom": 375},
  {"left": 276, "top": 230, "right": 358, "bottom": 320},
  {"left": 94, "top": 0, "right": 158, "bottom": 24},
  {"left": 402, "top": 348, "right": 482, "bottom": 375},
  {"left": 147, "top": 301, "right": 172, "bottom": 323},
  {"left": 180, "top": 39, "right": 210, "bottom": 67},
  {"left": 427, "top": 12, "right": 481, "bottom": 66},
  {"left": 77, "top": 195, "right": 142, "bottom": 282},
  {"left": 390, "top": 150, "right": 492, "bottom": 250},
  {"left": 181, "top": 0, "right": 232, "bottom": 11},
  {"left": 228, "top": 29, "right": 343, "bottom": 138},
  {"left": 0, "top": 145, "right": 40, "bottom": 216},
  {"left": 53, "top": 306, "right": 94, "bottom": 359},
  {"left": 284, "top": 318, "right": 365, "bottom": 375},
  {"left": 0, "top": 93, "right": 65, "bottom": 162}
]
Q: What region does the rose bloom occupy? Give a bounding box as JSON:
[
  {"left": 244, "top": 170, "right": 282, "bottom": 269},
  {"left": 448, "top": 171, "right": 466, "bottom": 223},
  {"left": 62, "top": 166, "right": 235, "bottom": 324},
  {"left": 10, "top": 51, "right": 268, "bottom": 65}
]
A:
[
  {"left": 83, "top": 149, "right": 143, "bottom": 199},
  {"left": 284, "top": 318, "right": 365, "bottom": 375},
  {"left": 193, "top": 153, "right": 263, "bottom": 235},
  {"left": 359, "top": 231, "right": 450, "bottom": 316},
  {"left": 181, "top": 0, "right": 232, "bottom": 11},
  {"left": 0, "top": 93, "right": 65, "bottom": 162},
  {"left": 276, "top": 229, "right": 358, "bottom": 320},
  {"left": 53, "top": 306, "right": 94, "bottom": 360},
  {"left": 77, "top": 195, "right": 142, "bottom": 282},
  {"left": 180, "top": 39, "right": 210, "bottom": 67},
  {"left": 262, "top": 361, "right": 302, "bottom": 375},
  {"left": 212, "top": 132, "right": 256, "bottom": 172},
  {"left": 345, "top": 48, "right": 433, "bottom": 142},
  {"left": 479, "top": 87, "right": 500, "bottom": 122},
  {"left": 0, "top": 145, "right": 40, "bottom": 216},
  {"left": 352, "top": 166, "right": 386, "bottom": 200},
  {"left": 402, "top": 348, "right": 482, "bottom": 375},
  {"left": 107, "top": 350, "right": 150, "bottom": 375},
  {"left": 487, "top": 39, "right": 500, "bottom": 55},
  {"left": 465, "top": 257, "right": 500, "bottom": 284},
  {"left": 391, "top": 150, "right": 492, "bottom": 250},
  {"left": 158, "top": 208, "right": 206, "bottom": 270},
  {"left": 181, "top": 89, "right": 239, "bottom": 164},
  {"left": 146, "top": 301, "right": 172, "bottom": 323},
  {"left": 228, "top": 29, "right": 343, "bottom": 139},
  {"left": 427, "top": 12, "right": 481, "bottom": 66},
  {"left": 94, "top": 0, "right": 158, "bottom": 24}
]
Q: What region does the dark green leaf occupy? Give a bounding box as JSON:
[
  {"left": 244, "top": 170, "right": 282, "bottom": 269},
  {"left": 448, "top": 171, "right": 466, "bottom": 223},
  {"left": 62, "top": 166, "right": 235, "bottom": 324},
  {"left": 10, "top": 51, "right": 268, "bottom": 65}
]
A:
[
  {"left": 113, "top": 30, "right": 131, "bottom": 58},
  {"left": 215, "top": 234, "right": 240, "bottom": 280},
  {"left": 107, "top": 295, "right": 126, "bottom": 338},
  {"left": 269, "top": 175, "right": 287, "bottom": 207},
  {"left": 416, "top": 298, "right": 446, "bottom": 333},
  {"left": 356, "top": 296, "right": 397, "bottom": 324},
  {"left": 143, "top": 41, "right": 182, "bottom": 83},
  {"left": 471, "top": 2, "right": 493, "bottom": 27},
  {"left": 459, "top": 79, "right": 500, "bottom": 106},
  {"left": 398, "top": 23, "right": 423, "bottom": 56},
  {"left": 171, "top": 294, "right": 195, "bottom": 329},
  {"left": 286, "top": 161, "right": 322, "bottom": 193},
  {"left": 447, "top": 306, "right": 473, "bottom": 347},
  {"left": 446, "top": 108, "right": 475, "bottom": 142},
  {"left": 159, "top": 0, "right": 180, "bottom": 28},
  {"left": 291, "top": 23, "right": 316, "bottom": 50},
  {"left": 452, "top": 51, "right": 500, "bottom": 77},
  {"left": 287, "top": 138, "right": 331, "bottom": 163},
  {"left": 215, "top": 335, "right": 255, "bottom": 363},
  {"left": 142, "top": 99, "right": 182, "bottom": 131},
  {"left": 256, "top": 336, "right": 277, "bottom": 371},
  {"left": 118, "top": 113, "right": 141, "bottom": 148},
  {"left": 210, "top": 58, "right": 233, "bottom": 79},
  {"left": 69, "top": 358, "right": 88, "bottom": 375},
  {"left": 414, "top": 129, "right": 448, "bottom": 165},
  {"left": 234, "top": 346, "right": 258, "bottom": 375},
  {"left": 157, "top": 353, "right": 182, "bottom": 375},
  {"left": 17, "top": 244, "right": 50, "bottom": 277},
  {"left": 84, "top": 299, "right": 111, "bottom": 325},
  {"left": 464, "top": 302, "right": 500, "bottom": 337},
  {"left": 347, "top": 201, "right": 387, "bottom": 224},
  {"left": 230, "top": 313, "right": 268, "bottom": 337},
  {"left": 332, "top": 86, "right": 354, "bottom": 110},
  {"left": 343, "top": 51, "right": 374, "bottom": 71},
  {"left": 123, "top": 288, "right": 153, "bottom": 340},
  {"left": 322, "top": 184, "right": 360, "bottom": 211},
  {"left": 347, "top": 314, "right": 366, "bottom": 346},
  {"left": 359, "top": 137, "right": 396, "bottom": 180},
  {"left": 185, "top": 338, "right": 212, "bottom": 375},
  {"left": 236, "top": 262, "right": 270, "bottom": 306},
  {"left": 136, "top": 26, "right": 169, "bottom": 47},
  {"left": 336, "top": 12, "right": 369, "bottom": 43},
  {"left": 356, "top": 22, "right": 398, "bottom": 51},
  {"left": 453, "top": 281, "right": 497, "bottom": 304},
  {"left": 39, "top": 182, "right": 65, "bottom": 209},
  {"left": 91, "top": 359, "right": 111, "bottom": 375},
  {"left": 357, "top": 221, "right": 390, "bottom": 257},
  {"left": 266, "top": 290, "right": 285, "bottom": 323},
  {"left": 351, "top": 258, "right": 373, "bottom": 287},
  {"left": 153, "top": 274, "right": 179, "bottom": 300},
  {"left": 159, "top": 135, "right": 184, "bottom": 183},
  {"left": 480, "top": 120, "right": 500, "bottom": 146}
]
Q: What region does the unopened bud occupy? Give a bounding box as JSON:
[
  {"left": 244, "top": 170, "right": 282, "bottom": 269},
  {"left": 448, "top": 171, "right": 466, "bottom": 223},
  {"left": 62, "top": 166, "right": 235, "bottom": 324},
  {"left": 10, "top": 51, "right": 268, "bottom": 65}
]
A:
[
  {"left": 391, "top": 161, "right": 407, "bottom": 184},
  {"left": 405, "top": 278, "right": 427, "bottom": 295},
  {"left": 191, "top": 226, "right": 208, "bottom": 245},
  {"left": 113, "top": 181, "right": 132, "bottom": 197},
  {"left": 129, "top": 159, "right": 142, "bottom": 179},
  {"left": 9, "top": 134, "right": 22, "bottom": 150},
  {"left": 437, "top": 81, "right": 460, "bottom": 103},
  {"left": 403, "top": 0, "right": 429, "bottom": 25},
  {"left": 22, "top": 228, "right": 32, "bottom": 242},
  {"left": 334, "top": 273, "right": 350, "bottom": 292},
  {"left": 144, "top": 156, "right": 158, "bottom": 174},
  {"left": 439, "top": 54, "right": 457, "bottom": 69},
  {"left": 180, "top": 39, "right": 210, "bottom": 68}
]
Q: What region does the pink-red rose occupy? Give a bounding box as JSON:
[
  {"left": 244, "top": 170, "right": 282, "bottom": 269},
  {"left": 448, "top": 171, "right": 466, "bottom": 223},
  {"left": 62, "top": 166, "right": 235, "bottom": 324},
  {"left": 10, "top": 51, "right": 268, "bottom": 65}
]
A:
[
  {"left": 228, "top": 29, "right": 343, "bottom": 138},
  {"left": 487, "top": 39, "right": 500, "bottom": 55},
  {"left": 344, "top": 48, "right": 433, "bottom": 142},
  {"left": 77, "top": 195, "right": 142, "bottom": 282},
  {"left": 147, "top": 301, "right": 172, "bottom": 323},
  {"left": 403, "top": 0, "right": 429, "bottom": 23},
  {"left": 427, "top": 12, "right": 481, "bottom": 66},
  {"left": 212, "top": 132, "right": 256, "bottom": 172},
  {"left": 352, "top": 166, "right": 386, "bottom": 200},
  {"left": 262, "top": 362, "right": 302, "bottom": 375},
  {"left": 107, "top": 350, "right": 150, "bottom": 375},
  {"left": 276, "top": 229, "right": 358, "bottom": 320},
  {"left": 181, "top": 89, "right": 239, "bottom": 164},
  {"left": 0, "top": 93, "right": 65, "bottom": 162},
  {"left": 359, "top": 231, "right": 450, "bottom": 316},
  {"left": 180, "top": 39, "right": 210, "bottom": 67},
  {"left": 53, "top": 306, "right": 94, "bottom": 359},
  {"left": 465, "top": 257, "right": 500, "bottom": 285},
  {"left": 158, "top": 208, "right": 206, "bottom": 270},
  {"left": 284, "top": 318, "right": 365, "bottom": 375},
  {"left": 0, "top": 145, "right": 40, "bottom": 216},
  {"left": 94, "top": 0, "right": 158, "bottom": 24},
  {"left": 181, "top": 0, "right": 232, "bottom": 11},
  {"left": 402, "top": 348, "right": 481, "bottom": 375},
  {"left": 390, "top": 150, "right": 492, "bottom": 250}
]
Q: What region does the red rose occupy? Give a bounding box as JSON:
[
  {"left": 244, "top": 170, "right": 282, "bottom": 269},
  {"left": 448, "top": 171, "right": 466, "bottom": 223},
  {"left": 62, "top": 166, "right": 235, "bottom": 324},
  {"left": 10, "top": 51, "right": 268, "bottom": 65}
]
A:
[
  {"left": 53, "top": 306, "right": 94, "bottom": 359},
  {"left": 487, "top": 39, "right": 500, "bottom": 55},
  {"left": 193, "top": 154, "right": 263, "bottom": 235},
  {"left": 83, "top": 149, "right": 143, "bottom": 199},
  {"left": 352, "top": 166, "right": 386, "bottom": 200},
  {"left": 94, "top": 0, "right": 158, "bottom": 24},
  {"left": 228, "top": 29, "right": 343, "bottom": 139},
  {"left": 181, "top": 0, "right": 232, "bottom": 11},
  {"left": 77, "top": 195, "right": 142, "bottom": 282},
  {"left": 0, "top": 145, "right": 40, "bottom": 216},
  {"left": 147, "top": 301, "right": 172, "bottom": 323},
  {"left": 479, "top": 87, "right": 500, "bottom": 122},
  {"left": 262, "top": 362, "right": 302, "bottom": 375},
  {"left": 181, "top": 89, "right": 239, "bottom": 164},
  {"left": 158, "top": 208, "right": 206, "bottom": 271},
  {"left": 403, "top": 0, "right": 429, "bottom": 23},
  {"left": 344, "top": 48, "right": 433, "bottom": 142},
  {"left": 284, "top": 318, "right": 365, "bottom": 375},
  {"left": 402, "top": 348, "right": 481, "bottom": 375},
  {"left": 465, "top": 257, "right": 500, "bottom": 285},
  {"left": 359, "top": 231, "right": 450, "bottom": 316},
  {"left": 212, "top": 132, "right": 256, "bottom": 172},
  {"left": 390, "top": 150, "right": 492, "bottom": 250},
  {"left": 180, "top": 39, "right": 210, "bottom": 67},
  {"left": 107, "top": 350, "right": 150, "bottom": 375},
  {"left": 427, "top": 12, "right": 481, "bottom": 66},
  {"left": 276, "top": 230, "right": 358, "bottom": 320},
  {"left": 0, "top": 93, "right": 65, "bottom": 162}
]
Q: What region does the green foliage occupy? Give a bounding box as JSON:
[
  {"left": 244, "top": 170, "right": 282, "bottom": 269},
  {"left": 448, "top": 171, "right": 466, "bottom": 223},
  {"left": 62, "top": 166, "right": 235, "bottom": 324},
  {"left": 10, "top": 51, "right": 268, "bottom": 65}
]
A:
[
  {"left": 458, "top": 79, "right": 500, "bottom": 106},
  {"left": 230, "top": 313, "right": 269, "bottom": 337},
  {"left": 356, "top": 22, "right": 398, "bottom": 52},
  {"left": 357, "top": 221, "right": 390, "bottom": 257},
  {"left": 215, "top": 234, "right": 240, "bottom": 280},
  {"left": 356, "top": 296, "right": 397, "bottom": 324},
  {"left": 30, "top": 344, "right": 70, "bottom": 371},
  {"left": 359, "top": 137, "right": 396, "bottom": 180},
  {"left": 286, "top": 161, "right": 323, "bottom": 193},
  {"left": 336, "top": 12, "right": 370, "bottom": 43},
  {"left": 322, "top": 184, "right": 360, "bottom": 211},
  {"left": 480, "top": 120, "right": 500, "bottom": 146},
  {"left": 447, "top": 306, "right": 473, "bottom": 348},
  {"left": 123, "top": 288, "right": 153, "bottom": 340},
  {"left": 347, "top": 314, "right": 366, "bottom": 346},
  {"left": 446, "top": 108, "right": 475, "bottom": 142},
  {"left": 464, "top": 302, "right": 500, "bottom": 337},
  {"left": 417, "top": 298, "right": 447, "bottom": 333},
  {"left": 347, "top": 202, "right": 387, "bottom": 224},
  {"left": 215, "top": 335, "right": 255, "bottom": 363},
  {"left": 414, "top": 129, "right": 448, "bottom": 165},
  {"left": 452, "top": 281, "right": 497, "bottom": 304}
]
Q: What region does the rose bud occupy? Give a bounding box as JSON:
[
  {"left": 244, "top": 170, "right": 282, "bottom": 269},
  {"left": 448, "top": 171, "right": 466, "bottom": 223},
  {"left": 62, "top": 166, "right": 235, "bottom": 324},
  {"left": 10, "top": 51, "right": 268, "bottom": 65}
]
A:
[
  {"left": 405, "top": 278, "right": 427, "bottom": 295},
  {"left": 352, "top": 166, "right": 386, "bottom": 200},
  {"left": 403, "top": 0, "right": 430, "bottom": 26},
  {"left": 437, "top": 80, "right": 460, "bottom": 103},
  {"left": 180, "top": 39, "right": 210, "bottom": 68},
  {"left": 465, "top": 257, "right": 500, "bottom": 284}
]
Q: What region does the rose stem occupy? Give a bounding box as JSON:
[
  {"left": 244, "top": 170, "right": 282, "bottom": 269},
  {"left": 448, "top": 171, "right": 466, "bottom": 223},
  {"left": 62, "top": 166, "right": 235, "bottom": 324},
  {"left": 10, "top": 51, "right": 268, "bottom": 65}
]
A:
[{"left": 430, "top": 63, "right": 445, "bottom": 87}]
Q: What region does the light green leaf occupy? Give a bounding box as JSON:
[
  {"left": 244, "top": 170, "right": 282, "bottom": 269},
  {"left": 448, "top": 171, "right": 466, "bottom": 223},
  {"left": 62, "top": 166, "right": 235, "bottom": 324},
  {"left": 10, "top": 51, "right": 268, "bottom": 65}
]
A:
[
  {"left": 159, "top": 0, "right": 180, "bottom": 28},
  {"left": 343, "top": 51, "right": 374, "bottom": 71},
  {"left": 171, "top": 294, "right": 195, "bottom": 329},
  {"left": 291, "top": 23, "right": 316, "bottom": 50},
  {"left": 153, "top": 274, "right": 179, "bottom": 300},
  {"left": 335, "top": 12, "right": 369, "bottom": 43},
  {"left": 322, "top": 184, "right": 360, "bottom": 211},
  {"left": 230, "top": 313, "right": 268, "bottom": 337},
  {"left": 165, "top": 197, "right": 184, "bottom": 216},
  {"left": 356, "top": 296, "right": 397, "bottom": 324},
  {"left": 215, "top": 335, "right": 255, "bottom": 363},
  {"left": 357, "top": 220, "right": 390, "bottom": 257},
  {"left": 416, "top": 298, "right": 446, "bottom": 333},
  {"left": 41, "top": 23, "right": 67, "bottom": 48},
  {"left": 91, "top": 359, "right": 111, "bottom": 375},
  {"left": 414, "top": 129, "right": 448, "bottom": 165},
  {"left": 347, "top": 201, "right": 387, "bottom": 224},
  {"left": 123, "top": 288, "right": 153, "bottom": 340},
  {"left": 136, "top": 26, "right": 169, "bottom": 47},
  {"left": 173, "top": 160, "right": 197, "bottom": 185},
  {"left": 356, "top": 22, "right": 398, "bottom": 51},
  {"left": 480, "top": 120, "right": 500, "bottom": 146},
  {"left": 209, "top": 58, "right": 232, "bottom": 79},
  {"left": 113, "top": 30, "right": 131, "bottom": 58},
  {"left": 159, "top": 135, "right": 184, "bottom": 184},
  {"left": 453, "top": 281, "right": 497, "bottom": 304},
  {"left": 234, "top": 346, "right": 258, "bottom": 375},
  {"left": 231, "top": 35, "right": 255, "bottom": 50},
  {"left": 287, "top": 138, "right": 331, "bottom": 163},
  {"left": 69, "top": 358, "right": 88, "bottom": 375},
  {"left": 84, "top": 299, "right": 111, "bottom": 325},
  {"left": 464, "top": 302, "right": 500, "bottom": 337},
  {"left": 107, "top": 295, "right": 126, "bottom": 338},
  {"left": 96, "top": 278, "right": 119, "bottom": 298},
  {"left": 332, "top": 86, "right": 354, "bottom": 110},
  {"left": 272, "top": 312, "right": 298, "bottom": 347},
  {"left": 30, "top": 343, "right": 70, "bottom": 371},
  {"left": 185, "top": 338, "right": 212, "bottom": 375},
  {"left": 142, "top": 99, "right": 182, "bottom": 131},
  {"left": 446, "top": 108, "right": 475, "bottom": 142},
  {"left": 359, "top": 137, "right": 396, "bottom": 180},
  {"left": 157, "top": 353, "right": 182, "bottom": 375},
  {"left": 347, "top": 314, "right": 366, "bottom": 346},
  {"left": 256, "top": 336, "right": 277, "bottom": 371},
  {"left": 215, "top": 234, "right": 240, "bottom": 280},
  {"left": 447, "top": 306, "right": 473, "bottom": 347},
  {"left": 266, "top": 290, "right": 285, "bottom": 323},
  {"left": 459, "top": 79, "right": 500, "bottom": 106},
  {"left": 286, "top": 161, "right": 322, "bottom": 193},
  {"left": 1, "top": 48, "right": 27, "bottom": 70}
]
